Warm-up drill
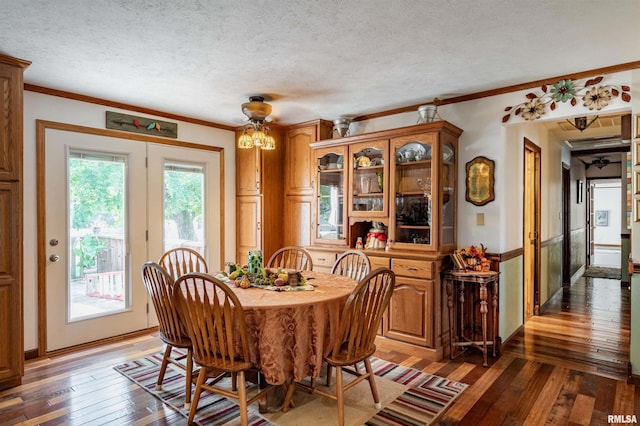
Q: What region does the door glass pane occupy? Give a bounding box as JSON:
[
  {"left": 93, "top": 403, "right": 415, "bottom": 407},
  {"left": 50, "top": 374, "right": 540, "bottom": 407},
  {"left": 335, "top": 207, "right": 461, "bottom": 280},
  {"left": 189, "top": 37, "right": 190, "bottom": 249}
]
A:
[
  {"left": 163, "top": 162, "right": 205, "bottom": 255},
  {"left": 394, "top": 141, "right": 432, "bottom": 245},
  {"left": 68, "top": 151, "right": 126, "bottom": 321},
  {"left": 317, "top": 152, "right": 344, "bottom": 241},
  {"left": 352, "top": 147, "right": 384, "bottom": 213}
]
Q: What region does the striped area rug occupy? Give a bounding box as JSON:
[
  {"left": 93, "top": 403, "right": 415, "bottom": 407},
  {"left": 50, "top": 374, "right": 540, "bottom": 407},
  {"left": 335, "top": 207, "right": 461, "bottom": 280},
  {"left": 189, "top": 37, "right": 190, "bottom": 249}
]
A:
[{"left": 114, "top": 350, "right": 466, "bottom": 425}]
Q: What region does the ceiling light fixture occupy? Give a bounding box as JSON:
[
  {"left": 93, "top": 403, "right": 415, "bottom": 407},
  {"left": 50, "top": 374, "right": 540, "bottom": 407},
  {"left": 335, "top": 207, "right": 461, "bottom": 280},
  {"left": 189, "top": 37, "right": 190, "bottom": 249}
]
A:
[
  {"left": 238, "top": 96, "right": 275, "bottom": 150},
  {"left": 567, "top": 115, "right": 599, "bottom": 132},
  {"left": 591, "top": 157, "right": 610, "bottom": 169}
]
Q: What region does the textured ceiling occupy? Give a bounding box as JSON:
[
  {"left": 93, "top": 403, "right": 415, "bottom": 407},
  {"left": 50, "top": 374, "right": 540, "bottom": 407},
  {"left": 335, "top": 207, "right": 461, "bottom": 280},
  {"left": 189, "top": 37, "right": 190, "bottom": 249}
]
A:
[{"left": 2, "top": 0, "right": 640, "bottom": 127}]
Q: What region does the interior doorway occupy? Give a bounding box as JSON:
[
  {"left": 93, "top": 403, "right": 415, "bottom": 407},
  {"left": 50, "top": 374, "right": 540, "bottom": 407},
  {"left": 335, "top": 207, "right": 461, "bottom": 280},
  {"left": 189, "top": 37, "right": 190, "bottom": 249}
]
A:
[
  {"left": 523, "top": 138, "right": 541, "bottom": 322},
  {"left": 587, "top": 179, "right": 622, "bottom": 268}
]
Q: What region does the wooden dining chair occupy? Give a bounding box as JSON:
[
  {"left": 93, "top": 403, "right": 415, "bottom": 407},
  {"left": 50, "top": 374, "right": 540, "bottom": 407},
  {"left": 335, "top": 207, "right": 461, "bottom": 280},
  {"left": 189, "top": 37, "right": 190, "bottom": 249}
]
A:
[
  {"left": 297, "top": 268, "right": 395, "bottom": 426},
  {"left": 158, "top": 247, "right": 208, "bottom": 282},
  {"left": 173, "top": 272, "right": 273, "bottom": 426},
  {"left": 141, "top": 262, "right": 194, "bottom": 409},
  {"left": 266, "top": 246, "right": 313, "bottom": 271},
  {"left": 331, "top": 249, "right": 371, "bottom": 282}
]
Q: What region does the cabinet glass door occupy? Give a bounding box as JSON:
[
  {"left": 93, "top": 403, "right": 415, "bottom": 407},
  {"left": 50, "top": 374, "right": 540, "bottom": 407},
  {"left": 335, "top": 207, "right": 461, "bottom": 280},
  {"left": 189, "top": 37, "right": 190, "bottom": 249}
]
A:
[
  {"left": 441, "top": 141, "right": 456, "bottom": 245},
  {"left": 390, "top": 135, "right": 435, "bottom": 250},
  {"left": 349, "top": 140, "right": 388, "bottom": 218},
  {"left": 314, "top": 147, "right": 347, "bottom": 245}
]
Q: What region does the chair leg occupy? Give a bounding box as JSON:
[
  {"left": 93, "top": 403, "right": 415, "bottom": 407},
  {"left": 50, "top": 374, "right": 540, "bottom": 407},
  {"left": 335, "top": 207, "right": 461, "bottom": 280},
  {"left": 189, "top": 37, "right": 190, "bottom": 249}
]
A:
[
  {"left": 363, "top": 358, "right": 381, "bottom": 409},
  {"left": 188, "top": 368, "right": 207, "bottom": 424},
  {"left": 335, "top": 366, "right": 345, "bottom": 426},
  {"left": 326, "top": 364, "right": 333, "bottom": 387},
  {"left": 237, "top": 371, "right": 249, "bottom": 426},
  {"left": 156, "top": 345, "right": 172, "bottom": 390},
  {"left": 184, "top": 349, "right": 193, "bottom": 410},
  {"left": 282, "top": 379, "right": 297, "bottom": 413}
]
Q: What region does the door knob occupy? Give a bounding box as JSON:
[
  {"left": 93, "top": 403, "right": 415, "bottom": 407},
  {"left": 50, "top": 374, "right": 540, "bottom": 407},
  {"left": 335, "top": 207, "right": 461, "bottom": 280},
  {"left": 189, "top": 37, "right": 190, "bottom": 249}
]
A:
[{"left": 49, "top": 254, "right": 61, "bottom": 262}]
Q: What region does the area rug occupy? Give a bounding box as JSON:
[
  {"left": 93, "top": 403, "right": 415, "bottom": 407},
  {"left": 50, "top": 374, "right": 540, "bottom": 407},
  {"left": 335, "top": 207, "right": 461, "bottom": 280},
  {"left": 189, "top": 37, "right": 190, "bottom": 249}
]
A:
[
  {"left": 583, "top": 266, "right": 621, "bottom": 280},
  {"left": 114, "top": 350, "right": 467, "bottom": 425}
]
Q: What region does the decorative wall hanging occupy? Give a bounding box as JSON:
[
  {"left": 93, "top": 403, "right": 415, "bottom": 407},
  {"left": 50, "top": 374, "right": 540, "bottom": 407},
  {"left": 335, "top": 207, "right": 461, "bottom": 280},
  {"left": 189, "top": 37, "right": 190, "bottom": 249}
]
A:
[
  {"left": 502, "top": 76, "right": 631, "bottom": 123},
  {"left": 106, "top": 111, "right": 178, "bottom": 138},
  {"left": 465, "top": 156, "right": 495, "bottom": 206},
  {"left": 595, "top": 210, "right": 609, "bottom": 227}
]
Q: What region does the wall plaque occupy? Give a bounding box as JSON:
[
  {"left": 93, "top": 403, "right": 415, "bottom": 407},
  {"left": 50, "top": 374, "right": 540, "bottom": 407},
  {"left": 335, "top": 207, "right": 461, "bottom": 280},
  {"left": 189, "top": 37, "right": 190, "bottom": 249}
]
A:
[
  {"left": 465, "top": 156, "right": 495, "bottom": 206},
  {"left": 106, "top": 111, "right": 177, "bottom": 138}
]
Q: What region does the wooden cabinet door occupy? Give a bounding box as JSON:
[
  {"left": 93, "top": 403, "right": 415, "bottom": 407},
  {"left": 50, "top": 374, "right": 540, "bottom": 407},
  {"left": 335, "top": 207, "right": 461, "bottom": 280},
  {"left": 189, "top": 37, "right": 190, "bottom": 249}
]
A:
[
  {"left": 0, "top": 55, "right": 27, "bottom": 391},
  {"left": 312, "top": 146, "right": 348, "bottom": 247},
  {"left": 285, "top": 126, "right": 316, "bottom": 195},
  {"left": 384, "top": 276, "right": 433, "bottom": 347},
  {"left": 236, "top": 144, "right": 260, "bottom": 196},
  {"left": 284, "top": 195, "right": 313, "bottom": 247},
  {"left": 0, "top": 182, "right": 22, "bottom": 389},
  {"left": 0, "top": 60, "right": 26, "bottom": 181},
  {"left": 236, "top": 196, "right": 262, "bottom": 265}
]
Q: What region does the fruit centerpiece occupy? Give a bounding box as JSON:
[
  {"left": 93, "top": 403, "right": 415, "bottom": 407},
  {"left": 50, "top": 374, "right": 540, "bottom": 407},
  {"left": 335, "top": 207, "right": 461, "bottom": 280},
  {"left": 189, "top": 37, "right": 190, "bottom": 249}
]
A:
[{"left": 222, "top": 262, "right": 308, "bottom": 290}]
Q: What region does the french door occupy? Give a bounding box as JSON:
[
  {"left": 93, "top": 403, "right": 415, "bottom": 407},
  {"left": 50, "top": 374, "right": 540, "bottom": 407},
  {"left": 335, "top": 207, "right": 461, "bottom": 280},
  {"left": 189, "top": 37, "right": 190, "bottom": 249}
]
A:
[{"left": 43, "top": 126, "right": 221, "bottom": 352}]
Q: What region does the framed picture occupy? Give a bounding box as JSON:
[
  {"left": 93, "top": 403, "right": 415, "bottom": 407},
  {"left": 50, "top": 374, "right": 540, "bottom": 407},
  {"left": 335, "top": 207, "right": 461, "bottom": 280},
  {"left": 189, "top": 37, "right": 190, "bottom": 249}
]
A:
[
  {"left": 465, "top": 156, "right": 495, "bottom": 206},
  {"left": 595, "top": 210, "right": 609, "bottom": 226}
]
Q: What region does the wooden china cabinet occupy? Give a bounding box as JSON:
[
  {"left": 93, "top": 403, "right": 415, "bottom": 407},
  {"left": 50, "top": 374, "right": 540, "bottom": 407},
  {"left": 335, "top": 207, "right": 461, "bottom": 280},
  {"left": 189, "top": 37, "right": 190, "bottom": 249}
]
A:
[
  {"left": 306, "top": 121, "right": 462, "bottom": 360},
  {"left": 235, "top": 127, "right": 285, "bottom": 265},
  {"left": 0, "top": 54, "right": 29, "bottom": 391}
]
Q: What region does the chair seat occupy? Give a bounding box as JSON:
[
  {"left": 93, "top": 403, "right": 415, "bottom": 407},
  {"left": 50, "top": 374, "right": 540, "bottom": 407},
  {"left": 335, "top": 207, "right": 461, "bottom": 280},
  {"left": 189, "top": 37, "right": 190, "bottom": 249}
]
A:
[
  {"left": 159, "top": 333, "right": 191, "bottom": 349},
  {"left": 326, "top": 344, "right": 376, "bottom": 366},
  {"left": 196, "top": 358, "right": 254, "bottom": 374}
]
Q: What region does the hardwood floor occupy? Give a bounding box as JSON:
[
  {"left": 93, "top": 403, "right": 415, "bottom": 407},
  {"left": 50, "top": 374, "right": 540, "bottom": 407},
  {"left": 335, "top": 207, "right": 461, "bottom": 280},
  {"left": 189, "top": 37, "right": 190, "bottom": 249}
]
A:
[{"left": 1, "top": 275, "right": 637, "bottom": 425}]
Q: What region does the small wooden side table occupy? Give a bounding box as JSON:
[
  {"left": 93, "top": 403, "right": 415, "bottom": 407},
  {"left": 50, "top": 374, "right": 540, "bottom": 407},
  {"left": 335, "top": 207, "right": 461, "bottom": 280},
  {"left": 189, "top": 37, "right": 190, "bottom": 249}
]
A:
[{"left": 444, "top": 270, "right": 500, "bottom": 367}]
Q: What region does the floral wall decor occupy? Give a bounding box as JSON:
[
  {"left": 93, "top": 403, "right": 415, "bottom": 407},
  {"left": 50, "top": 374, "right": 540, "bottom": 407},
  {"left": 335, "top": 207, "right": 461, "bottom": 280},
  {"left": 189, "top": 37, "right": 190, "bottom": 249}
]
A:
[{"left": 502, "top": 76, "right": 631, "bottom": 123}]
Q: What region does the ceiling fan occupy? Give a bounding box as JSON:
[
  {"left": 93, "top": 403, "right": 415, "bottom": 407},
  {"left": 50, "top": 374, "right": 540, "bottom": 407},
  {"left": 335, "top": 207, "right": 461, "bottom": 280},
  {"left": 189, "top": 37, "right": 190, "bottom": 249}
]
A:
[{"left": 590, "top": 157, "right": 610, "bottom": 169}]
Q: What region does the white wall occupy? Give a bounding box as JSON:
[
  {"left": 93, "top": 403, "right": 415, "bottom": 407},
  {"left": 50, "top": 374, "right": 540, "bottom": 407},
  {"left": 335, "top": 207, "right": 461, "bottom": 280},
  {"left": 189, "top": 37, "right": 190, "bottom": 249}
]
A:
[{"left": 23, "top": 91, "right": 236, "bottom": 351}]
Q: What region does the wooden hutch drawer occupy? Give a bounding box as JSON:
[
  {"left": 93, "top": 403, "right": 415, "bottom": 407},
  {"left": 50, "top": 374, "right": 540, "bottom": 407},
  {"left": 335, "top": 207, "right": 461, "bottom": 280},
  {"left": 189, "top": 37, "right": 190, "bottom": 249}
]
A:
[
  {"left": 368, "top": 255, "right": 391, "bottom": 270},
  {"left": 391, "top": 258, "right": 433, "bottom": 279},
  {"left": 307, "top": 249, "right": 338, "bottom": 270}
]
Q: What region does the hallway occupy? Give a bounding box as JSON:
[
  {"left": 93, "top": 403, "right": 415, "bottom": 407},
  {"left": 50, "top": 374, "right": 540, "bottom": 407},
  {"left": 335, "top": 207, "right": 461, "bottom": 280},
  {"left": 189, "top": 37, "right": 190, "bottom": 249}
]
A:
[{"left": 503, "top": 274, "right": 630, "bottom": 381}]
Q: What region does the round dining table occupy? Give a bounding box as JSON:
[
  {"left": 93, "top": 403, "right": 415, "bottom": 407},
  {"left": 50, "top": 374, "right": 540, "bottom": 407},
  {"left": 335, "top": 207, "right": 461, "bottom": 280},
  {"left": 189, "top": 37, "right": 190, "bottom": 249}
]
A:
[{"left": 227, "top": 270, "right": 357, "bottom": 386}]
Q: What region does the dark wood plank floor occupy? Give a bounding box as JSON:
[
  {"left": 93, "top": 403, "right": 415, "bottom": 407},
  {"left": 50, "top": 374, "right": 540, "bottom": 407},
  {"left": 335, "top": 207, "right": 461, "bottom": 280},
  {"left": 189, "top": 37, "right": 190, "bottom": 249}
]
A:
[{"left": 1, "top": 274, "right": 637, "bottom": 425}]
